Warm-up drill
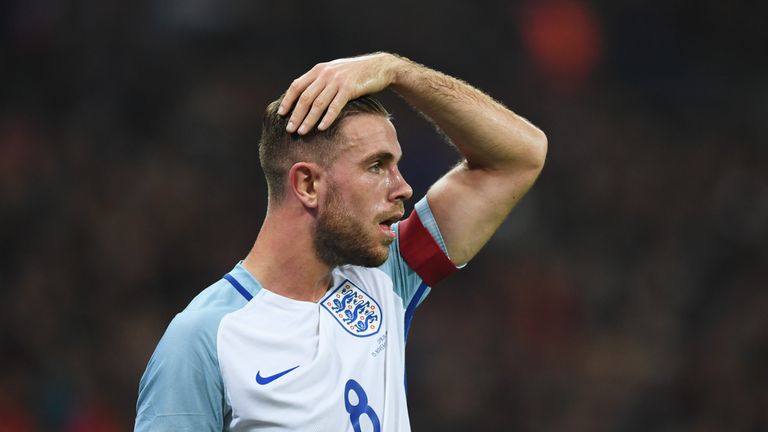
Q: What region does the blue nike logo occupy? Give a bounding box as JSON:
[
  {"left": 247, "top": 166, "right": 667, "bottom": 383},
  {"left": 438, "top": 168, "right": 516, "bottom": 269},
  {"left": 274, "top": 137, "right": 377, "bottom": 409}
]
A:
[{"left": 255, "top": 365, "right": 300, "bottom": 385}]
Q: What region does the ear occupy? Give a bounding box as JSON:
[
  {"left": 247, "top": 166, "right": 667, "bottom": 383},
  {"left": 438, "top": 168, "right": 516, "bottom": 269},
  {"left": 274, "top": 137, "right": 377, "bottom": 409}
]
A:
[{"left": 288, "top": 162, "right": 323, "bottom": 208}]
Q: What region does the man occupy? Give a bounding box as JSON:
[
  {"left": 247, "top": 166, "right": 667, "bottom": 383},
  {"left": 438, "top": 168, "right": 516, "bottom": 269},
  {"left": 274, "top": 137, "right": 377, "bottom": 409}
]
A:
[{"left": 135, "top": 52, "right": 547, "bottom": 431}]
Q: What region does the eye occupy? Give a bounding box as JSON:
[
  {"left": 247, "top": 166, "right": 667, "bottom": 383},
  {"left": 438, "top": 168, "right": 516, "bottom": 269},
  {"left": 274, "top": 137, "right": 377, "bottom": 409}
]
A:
[{"left": 368, "top": 161, "right": 383, "bottom": 173}]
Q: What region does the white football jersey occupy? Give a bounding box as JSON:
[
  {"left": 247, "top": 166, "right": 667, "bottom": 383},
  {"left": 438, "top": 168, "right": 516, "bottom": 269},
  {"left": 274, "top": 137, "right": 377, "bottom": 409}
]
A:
[{"left": 135, "top": 197, "right": 457, "bottom": 431}]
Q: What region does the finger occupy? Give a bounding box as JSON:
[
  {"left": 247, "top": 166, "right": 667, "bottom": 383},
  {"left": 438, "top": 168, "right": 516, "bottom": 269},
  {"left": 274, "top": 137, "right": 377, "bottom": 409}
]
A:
[
  {"left": 318, "top": 88, "right": 351, "bottom": 131},
  {"left": 286, "top": 78, "right": 326, "bottom": 133},
  {"left": 298, "top": 85, "right": 339, "bottom": 135},
  {"left": 278, "top": 68, "right": 319, "bottom": 116}
]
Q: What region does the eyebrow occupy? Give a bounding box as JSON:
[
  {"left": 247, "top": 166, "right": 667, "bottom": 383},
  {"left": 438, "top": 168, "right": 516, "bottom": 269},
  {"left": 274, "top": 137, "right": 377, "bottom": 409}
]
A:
[{"left": 363, "top": 151, "right": 400, "bottom": 165}]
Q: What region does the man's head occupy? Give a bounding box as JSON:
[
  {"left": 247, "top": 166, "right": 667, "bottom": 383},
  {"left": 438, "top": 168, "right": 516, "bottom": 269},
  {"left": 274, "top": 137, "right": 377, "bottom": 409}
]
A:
[
  {"left": 258, "top": 95, "right": 412, "bottom": 268},
  {"left": 258, "top": 94, "right": 390, "bottom": 201}
]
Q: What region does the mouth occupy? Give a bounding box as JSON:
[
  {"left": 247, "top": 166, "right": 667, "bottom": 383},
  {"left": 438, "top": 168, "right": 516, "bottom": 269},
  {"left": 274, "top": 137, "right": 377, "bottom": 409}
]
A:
[{"left": 377, "top": 212, "right": 404, "bottom": 239}]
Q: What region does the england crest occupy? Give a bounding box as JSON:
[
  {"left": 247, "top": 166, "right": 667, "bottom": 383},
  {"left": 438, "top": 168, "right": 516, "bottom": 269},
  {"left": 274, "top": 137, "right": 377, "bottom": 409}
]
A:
[{"left": 321, "top": 279, "right": 382, "bottom": 337}]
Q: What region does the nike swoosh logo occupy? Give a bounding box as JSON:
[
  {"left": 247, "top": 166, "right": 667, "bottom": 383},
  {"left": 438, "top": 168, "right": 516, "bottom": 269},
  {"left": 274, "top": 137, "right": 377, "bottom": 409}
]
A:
[{"left": 255, "top": 365, "right": 300, "bottom": 385}]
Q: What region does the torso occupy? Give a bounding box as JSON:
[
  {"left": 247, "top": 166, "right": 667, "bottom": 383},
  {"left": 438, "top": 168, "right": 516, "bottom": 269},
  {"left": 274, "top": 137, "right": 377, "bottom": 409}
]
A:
[{"left": 218, "top": 266, "right": 411, "bottom": 432}]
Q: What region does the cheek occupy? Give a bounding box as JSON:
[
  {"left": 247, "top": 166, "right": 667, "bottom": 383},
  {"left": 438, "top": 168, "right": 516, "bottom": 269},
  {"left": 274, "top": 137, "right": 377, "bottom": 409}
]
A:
[
  {"left": 353, "top": 176, "right": 388, "bottom": 199},
  {"left": 374, "top": 173, "right": 394, "bottom": 192},
  {"left": 337, "top": 175, "right": 390, "bottom": 216}
]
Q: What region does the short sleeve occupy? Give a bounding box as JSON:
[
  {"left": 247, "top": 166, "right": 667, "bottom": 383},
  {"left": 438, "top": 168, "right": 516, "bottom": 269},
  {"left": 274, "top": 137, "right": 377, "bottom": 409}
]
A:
[
  {"left": 379, "top": 197, "right": 458, "bottom": 310},
  {"left": 135, "top": 309, "right": 229, "bottom": 431}
]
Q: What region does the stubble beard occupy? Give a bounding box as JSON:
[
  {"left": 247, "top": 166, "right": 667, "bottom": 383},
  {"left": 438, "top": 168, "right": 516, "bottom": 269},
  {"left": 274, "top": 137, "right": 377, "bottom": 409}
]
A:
[{"left": 313, "top": 188, "right": 392, "bottom": 268}]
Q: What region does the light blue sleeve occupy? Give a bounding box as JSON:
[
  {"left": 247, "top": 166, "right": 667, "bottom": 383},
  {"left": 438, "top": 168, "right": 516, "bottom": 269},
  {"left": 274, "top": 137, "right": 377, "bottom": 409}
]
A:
[
  {"left": 379, "top": 197, "right": 449, "bottom": 311},
  {"left": 135, "top": 291, "right": 237, "bottom": 431}
]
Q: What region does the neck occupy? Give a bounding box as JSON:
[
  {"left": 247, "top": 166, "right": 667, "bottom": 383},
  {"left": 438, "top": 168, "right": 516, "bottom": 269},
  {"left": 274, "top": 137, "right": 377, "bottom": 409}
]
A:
[{"left": 242, "top": 204, "right": 333, "bottom": 302}]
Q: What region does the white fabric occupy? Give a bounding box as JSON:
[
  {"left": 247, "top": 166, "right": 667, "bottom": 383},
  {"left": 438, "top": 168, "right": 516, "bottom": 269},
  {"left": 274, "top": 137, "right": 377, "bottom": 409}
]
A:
[{"left": 219, "top": 266, "right": 411, "bottom": 431}]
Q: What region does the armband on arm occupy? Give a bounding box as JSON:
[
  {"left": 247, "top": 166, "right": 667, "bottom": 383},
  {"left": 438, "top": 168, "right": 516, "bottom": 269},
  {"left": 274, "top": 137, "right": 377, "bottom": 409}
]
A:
[{"left": 398, "top": 210, "right": 458, "bottom": 286}]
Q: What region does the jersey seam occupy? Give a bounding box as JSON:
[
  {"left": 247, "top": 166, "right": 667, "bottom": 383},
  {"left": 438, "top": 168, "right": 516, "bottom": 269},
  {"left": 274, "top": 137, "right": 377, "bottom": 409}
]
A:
[{"left": 217, "top": 308, "right": 241, "bottom": 428}]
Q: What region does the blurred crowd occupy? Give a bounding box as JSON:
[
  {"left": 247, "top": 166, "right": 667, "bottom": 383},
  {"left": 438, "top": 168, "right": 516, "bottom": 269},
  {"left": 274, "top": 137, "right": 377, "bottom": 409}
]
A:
[{"left": 1, "top": 0, "right": 766, "bottom": 430}]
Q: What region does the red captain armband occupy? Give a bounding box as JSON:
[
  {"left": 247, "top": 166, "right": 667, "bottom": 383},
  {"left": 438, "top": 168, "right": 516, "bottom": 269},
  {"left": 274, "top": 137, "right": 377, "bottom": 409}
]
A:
[{"left": 398, "top": 210, "right": 458, "bottom": 286}]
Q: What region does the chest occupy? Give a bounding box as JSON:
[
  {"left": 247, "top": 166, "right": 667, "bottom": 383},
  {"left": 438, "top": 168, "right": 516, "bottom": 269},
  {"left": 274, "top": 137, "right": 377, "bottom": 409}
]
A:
[{"left": 217, "top": 277, "right": 408, "bottom": 431}]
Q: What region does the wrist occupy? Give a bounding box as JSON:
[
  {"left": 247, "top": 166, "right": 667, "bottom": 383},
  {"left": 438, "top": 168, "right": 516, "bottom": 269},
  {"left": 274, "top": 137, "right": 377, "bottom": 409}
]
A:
[{"left": 387, "top": 53, "right": 416, "bottom": 91}]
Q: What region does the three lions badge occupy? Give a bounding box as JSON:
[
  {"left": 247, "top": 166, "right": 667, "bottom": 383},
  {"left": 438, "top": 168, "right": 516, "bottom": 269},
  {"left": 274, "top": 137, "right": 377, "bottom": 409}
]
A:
[{"left": 321, "top": 279, "right": 382, "bottom": 337}]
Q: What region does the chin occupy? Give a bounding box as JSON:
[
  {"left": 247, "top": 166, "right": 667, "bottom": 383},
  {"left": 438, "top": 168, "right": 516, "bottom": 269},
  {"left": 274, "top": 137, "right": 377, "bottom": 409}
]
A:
[
  {"left": 370, "top": 248, "right": 390, "bottom": 267},
  {"left": 360, "top": 241, "right": 392, "bottom": 267}
]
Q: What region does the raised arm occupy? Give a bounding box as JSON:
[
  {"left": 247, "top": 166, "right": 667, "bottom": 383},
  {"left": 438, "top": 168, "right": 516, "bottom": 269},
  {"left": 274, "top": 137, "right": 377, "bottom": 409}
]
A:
[{"left": 279, "top": 52, "right": 547, "bottom": 266}]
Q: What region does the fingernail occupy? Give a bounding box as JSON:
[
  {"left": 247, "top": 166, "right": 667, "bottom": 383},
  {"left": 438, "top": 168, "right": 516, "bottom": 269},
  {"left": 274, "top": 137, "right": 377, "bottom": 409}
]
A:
[
  {"left": 277, "top": 105, "right": 285, "bottom": 115},
  {"left": 298, "top": 125, "right": 307, "bottom": 134},
  {"left": 318, "top": 121, "right": 326, "bottom": 130},
  {"left": 286, "top": 121, "right": 294, "bottom": 132}
]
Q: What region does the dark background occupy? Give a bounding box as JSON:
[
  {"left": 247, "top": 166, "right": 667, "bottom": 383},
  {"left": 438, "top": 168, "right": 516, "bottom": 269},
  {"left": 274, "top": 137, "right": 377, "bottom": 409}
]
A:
[{"left": 2, "top": 0, "right": 767, "bottom": 430}]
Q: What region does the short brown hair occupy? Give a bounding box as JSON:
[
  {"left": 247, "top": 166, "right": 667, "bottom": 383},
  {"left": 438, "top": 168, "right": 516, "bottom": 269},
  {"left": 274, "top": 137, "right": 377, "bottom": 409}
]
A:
[{"left": 258, "top": 94, "right": 390, "bottom": 201}]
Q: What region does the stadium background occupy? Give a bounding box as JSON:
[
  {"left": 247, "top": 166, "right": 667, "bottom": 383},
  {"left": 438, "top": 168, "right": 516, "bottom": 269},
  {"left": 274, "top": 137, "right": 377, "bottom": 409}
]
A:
[{"left": 1, "top": 0, "right": 766, "bottom": 430}]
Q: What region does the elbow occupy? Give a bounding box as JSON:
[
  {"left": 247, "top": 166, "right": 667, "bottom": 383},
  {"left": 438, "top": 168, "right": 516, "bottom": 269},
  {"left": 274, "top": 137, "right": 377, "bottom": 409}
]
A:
[{"left": 524, "top": 127, "right": 548, "bottom": 174}]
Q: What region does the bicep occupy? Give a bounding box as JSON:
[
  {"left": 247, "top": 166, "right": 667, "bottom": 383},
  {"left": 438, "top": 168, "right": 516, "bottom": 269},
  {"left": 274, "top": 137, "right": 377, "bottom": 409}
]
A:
[{"left": 426, "top": 161, "right": 541, "bottom": 266}]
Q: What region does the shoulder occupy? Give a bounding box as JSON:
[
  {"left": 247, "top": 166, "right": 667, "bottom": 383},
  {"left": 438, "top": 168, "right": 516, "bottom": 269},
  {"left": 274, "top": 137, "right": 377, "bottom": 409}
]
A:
[
  {"left": 159, "top": 278, "right": 250, "bottom": 359},
  {"left": 136, "top": 278, "right": 248, "bottom": 429}
]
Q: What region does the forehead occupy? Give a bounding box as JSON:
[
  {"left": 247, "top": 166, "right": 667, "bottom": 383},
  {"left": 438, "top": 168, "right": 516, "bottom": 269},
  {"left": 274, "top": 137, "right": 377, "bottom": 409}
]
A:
[{"left": 336, "top": 114, "right": 402, "bottom": 162}]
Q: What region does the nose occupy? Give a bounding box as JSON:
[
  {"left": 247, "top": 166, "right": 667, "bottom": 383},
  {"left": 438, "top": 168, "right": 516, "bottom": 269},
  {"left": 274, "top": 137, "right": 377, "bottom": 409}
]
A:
[{"left": 390, "top": 166, "right": 413, "bottom": 202}]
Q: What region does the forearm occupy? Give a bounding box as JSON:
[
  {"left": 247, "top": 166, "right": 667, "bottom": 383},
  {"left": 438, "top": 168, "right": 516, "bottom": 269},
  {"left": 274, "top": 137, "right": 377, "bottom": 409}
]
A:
[
  {"left": 277, "top": 52, "right": 548, "bottom": 266},
  {"left": 385, "top": 54, "right": 547, "bottom": 265},
  {"left": 389, "top": 54, "right": 547, "bottom": 173}
]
